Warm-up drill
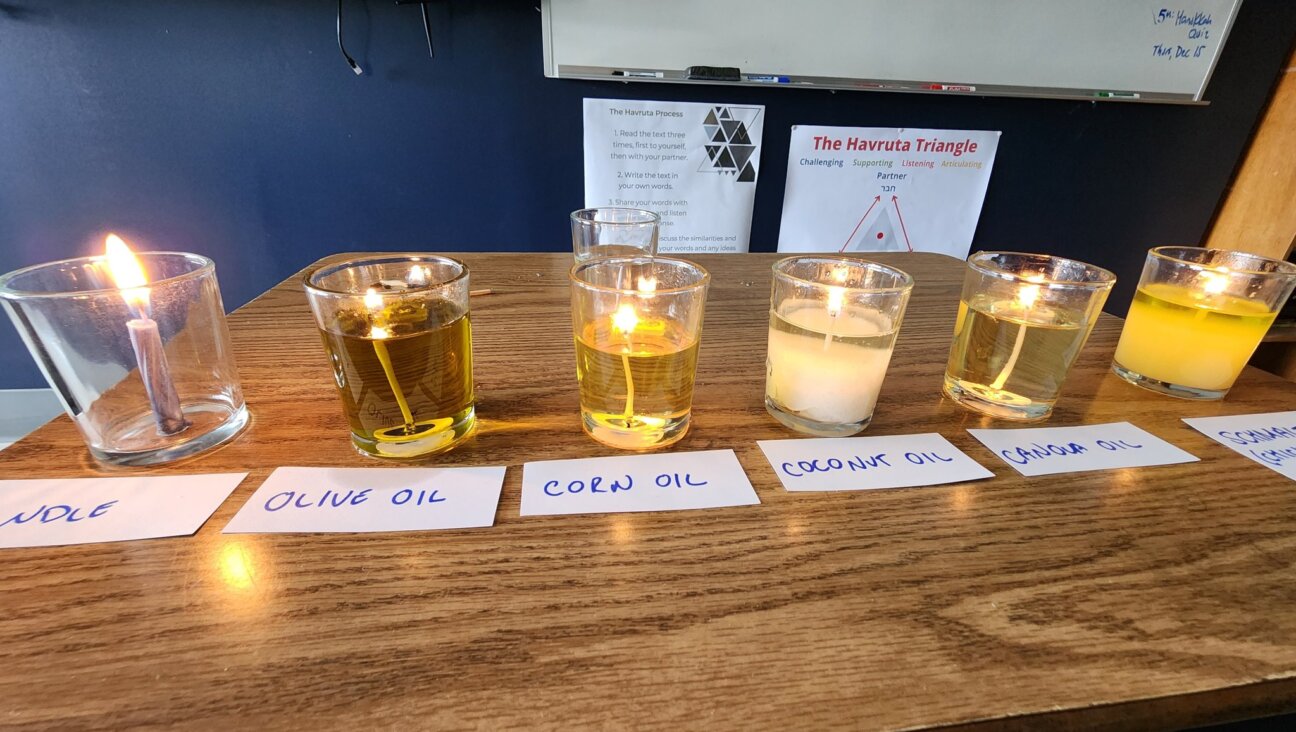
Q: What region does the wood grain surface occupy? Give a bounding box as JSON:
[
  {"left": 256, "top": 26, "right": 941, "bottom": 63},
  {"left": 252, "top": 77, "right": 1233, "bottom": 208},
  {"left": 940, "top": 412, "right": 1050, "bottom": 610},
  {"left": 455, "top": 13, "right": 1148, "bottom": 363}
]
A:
[{"left": 3, "top": 252, "right": 1296, "bottom": 731}]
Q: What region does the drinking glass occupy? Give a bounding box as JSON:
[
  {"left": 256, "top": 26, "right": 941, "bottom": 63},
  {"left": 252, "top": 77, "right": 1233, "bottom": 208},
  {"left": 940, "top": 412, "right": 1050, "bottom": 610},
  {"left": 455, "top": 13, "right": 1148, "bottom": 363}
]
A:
[
  {"left": 1112, "top": 246, "right": 1296, "bottom": 399},
  {"left": 0, "top": 252, "right": 247, "bottom": 466},
  {"left": 304, "top": 255, "right": 475, "bottom": 458},
  {"left": 943, "top": 252, "right": 1116, "bottom": 421},
  {"left": 571, "top": 207, "right": 660, "bottom": 263},
  {"left": 569, "top": 256, "right": 709, "bottom": 450},
  {"left": 765, "top": 256, "right": 913, "bottom": 436}
]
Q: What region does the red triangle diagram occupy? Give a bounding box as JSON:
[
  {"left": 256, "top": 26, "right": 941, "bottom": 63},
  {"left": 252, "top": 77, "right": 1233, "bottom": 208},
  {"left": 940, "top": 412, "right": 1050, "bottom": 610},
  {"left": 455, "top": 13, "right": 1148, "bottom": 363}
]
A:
[{"left": 839, "top": 196, "right": 913, "bottom": 252}]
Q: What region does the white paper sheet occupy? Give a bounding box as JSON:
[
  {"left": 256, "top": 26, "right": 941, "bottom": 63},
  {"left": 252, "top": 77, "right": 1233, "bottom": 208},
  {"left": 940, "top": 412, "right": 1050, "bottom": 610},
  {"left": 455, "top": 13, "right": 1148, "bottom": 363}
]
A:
[
  {"left": 223, "top": 466, "right": 506, "bottom": 534},
  {"left": 584, "top": 98, "right": 763, "bottom": 253},
  {"left": 758, "top": 433, "right": 993, "bottom": 492},
  {"left": 1183, "top": 411, "right": 1296, "bottom": 481},
  {"left": 778, "top": 126, "right": 1000, "bottom": 257},
  {"left": 0, "top": 473, "right": 246, "bottom": 549},
  {"left": 968, "top": 422, "right": 1198, "bottom": 477},
  {"left": 520, "top": 449, "right": 759, "bottom": 516}
]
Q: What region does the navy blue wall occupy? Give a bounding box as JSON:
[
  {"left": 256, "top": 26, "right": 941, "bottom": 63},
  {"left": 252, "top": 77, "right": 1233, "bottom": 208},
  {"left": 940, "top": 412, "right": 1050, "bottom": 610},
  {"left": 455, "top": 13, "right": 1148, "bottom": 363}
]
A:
[{"left": 1, "top": 1, "right": 1294, "bottom": 389}]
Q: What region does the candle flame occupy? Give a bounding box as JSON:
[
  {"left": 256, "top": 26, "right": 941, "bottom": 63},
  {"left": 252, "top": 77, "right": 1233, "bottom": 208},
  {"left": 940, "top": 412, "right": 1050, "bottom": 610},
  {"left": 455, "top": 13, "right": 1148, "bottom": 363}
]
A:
[
  {"left": 407, "top": 265, "right": 429, "bottom": 287},
  {"left": 1200, "top": 268, "right": 1230, "bottom": 295},
  {"left": 611, "top": 303, "right": 640, "bottom": 334},
  {"left": 104, "top": 234, "right": 151, "bottom": 311},
  {"left": 637, "top": 276, "right": 657, "bottom": 293},
  {"left": 1016, "top": 274, "right": 1047, "bottom": 310},
  {"left": 826, "top": 286, "right": 846, "bottom": 317},
  {"left": 831, "top": 266, "right": 849, "bottom": 284},
  {"left": 363, "top": 287, "right": 383, "bottom": 312}
]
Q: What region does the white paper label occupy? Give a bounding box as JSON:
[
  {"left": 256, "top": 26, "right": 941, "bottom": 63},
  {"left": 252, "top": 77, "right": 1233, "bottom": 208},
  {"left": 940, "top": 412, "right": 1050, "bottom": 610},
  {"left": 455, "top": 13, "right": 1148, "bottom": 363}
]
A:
[
  {"left": 0, "top": 473, "right": 246, "bottom": 549},
  {"left": 968, "top": 422, "right": 1198, "bottom": 476},
  {"left": 223, "top": 466, "right": 506, "bottom": 534},
  {"left": 520, "top": 449, "right": 759, "bottom": 516},
  {"left": 1183, "top": 411, "right": 1296, "bottom": 481},
  {"left": 758, "top": 433, "right": 993, "bottom": 491}
]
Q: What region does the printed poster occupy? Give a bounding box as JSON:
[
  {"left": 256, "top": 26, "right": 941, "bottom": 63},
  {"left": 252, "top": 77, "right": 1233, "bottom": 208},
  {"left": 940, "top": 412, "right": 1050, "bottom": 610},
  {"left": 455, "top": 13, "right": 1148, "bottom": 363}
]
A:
[
  {"left": 778, "top": 126, "right": 1000, "bottom": 257},
  {"left": 584, "top": 98, "right": 764, "bottom": 253}
]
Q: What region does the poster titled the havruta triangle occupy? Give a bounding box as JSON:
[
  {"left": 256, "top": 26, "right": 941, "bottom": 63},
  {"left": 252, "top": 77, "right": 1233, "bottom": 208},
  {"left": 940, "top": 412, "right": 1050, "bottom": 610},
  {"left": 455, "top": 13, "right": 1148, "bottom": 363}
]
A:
[
  {"left": 778, "top": 126, "right": 1000, "bottom": 258},
  {"left": 584, "top": 98, "right": 765, "bottom": 253}
]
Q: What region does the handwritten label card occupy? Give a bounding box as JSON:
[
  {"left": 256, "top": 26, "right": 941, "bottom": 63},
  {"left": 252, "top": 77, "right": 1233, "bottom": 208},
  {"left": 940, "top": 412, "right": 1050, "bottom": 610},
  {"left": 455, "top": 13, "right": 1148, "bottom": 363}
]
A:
[
  {"left": 520, "top": 449, "right": 758, "bottom": 517},
  {"left": 1183, "top": 411, "right": 1296, "bottom": 481},
  {"left": 758, "top": 433, "right": 993, "bottom": 492},
  {"left": 0, "top": 473, "right": 246, "bottom": 549},
  {"left": 968, "top": 422, "right": 1198, "bottom": 477},
  {"left": 223, "top": 466, "right": 506, "bottom": 534}
]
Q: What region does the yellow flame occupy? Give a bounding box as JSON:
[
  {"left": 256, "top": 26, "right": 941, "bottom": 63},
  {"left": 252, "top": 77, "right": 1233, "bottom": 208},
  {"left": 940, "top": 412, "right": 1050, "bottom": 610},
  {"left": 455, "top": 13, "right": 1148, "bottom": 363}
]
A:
[
  {"left": 1200, "top": 268, "right": 1230, "bottom": 295},
  {"left": 104, "top": 234, "right": 151, "bottom": 309},
  {"left": 831, "top": 266, "right": 849, "bottom": 284},
  {"left": 611, "top": 303, "right": 640, "bottom": 334},
  {"left": 363, "top": 286, "right": 383, "bottom": 312},
  {"left": 407, "top": 264, "right": 429, "bottom": 287},
  {"left": 826, "top": 286, "right": 846, "bottom": 317},
  {"left": 1016, "top": 274, "right": 1047, "bottom": 310}
]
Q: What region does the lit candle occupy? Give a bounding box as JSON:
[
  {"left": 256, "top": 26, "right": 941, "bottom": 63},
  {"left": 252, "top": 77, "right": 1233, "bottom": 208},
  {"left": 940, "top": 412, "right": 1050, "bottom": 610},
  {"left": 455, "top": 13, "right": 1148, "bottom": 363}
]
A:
[
  {"left": 105, "top": 234, "right": 190, "bottom": 435},
  {"left": 766, "top": 266, "right": 901, "bottom": 428},
  {"left": 986, "top": 274, "right": 1045, "bottom": 392},
  {"left": 364, "top": 287, "right": 417, "bottom": 431},
  {"left": 1114, "top": 266, "right": 1276, "bottom": 392}
]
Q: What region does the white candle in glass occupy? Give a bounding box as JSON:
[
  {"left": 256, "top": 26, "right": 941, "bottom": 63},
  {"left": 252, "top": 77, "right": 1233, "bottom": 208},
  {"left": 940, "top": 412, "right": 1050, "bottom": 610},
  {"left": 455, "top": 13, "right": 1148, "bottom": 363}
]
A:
[
  {"left": 766, "top": 297, "right": 898, "bottom": 426},
  {"left": 105, "top": 234, "right": 190, "bottom": 435}
]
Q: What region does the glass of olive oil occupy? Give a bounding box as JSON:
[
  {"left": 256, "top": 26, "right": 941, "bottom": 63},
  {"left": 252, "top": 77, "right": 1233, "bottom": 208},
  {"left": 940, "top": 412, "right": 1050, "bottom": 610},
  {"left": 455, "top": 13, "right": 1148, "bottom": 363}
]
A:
[
  {"left": 943, "top": 252, "right": 1116, "bottom": 421},
  {"left": 304, "top": 255, "right": 475, "bottom": 458},
  {"left": 571, "top": 208, "right": 659, "bottom": 263},
  {"left": 570, "top": 256, "right": 709, "bottom": 450},
  {"left": 1113, "top": 247, "right": 1296, "bottom": 400}
]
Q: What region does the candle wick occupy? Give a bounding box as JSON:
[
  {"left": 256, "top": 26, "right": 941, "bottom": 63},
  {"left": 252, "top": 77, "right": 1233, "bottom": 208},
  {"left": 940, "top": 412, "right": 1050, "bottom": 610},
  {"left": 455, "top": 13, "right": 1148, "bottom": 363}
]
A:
[
  {"left": 621, "top": 352, "right": 636, "bottom": 422},
  {"left": 990, "top": 323, "right": 1027, "bottom": 392}
]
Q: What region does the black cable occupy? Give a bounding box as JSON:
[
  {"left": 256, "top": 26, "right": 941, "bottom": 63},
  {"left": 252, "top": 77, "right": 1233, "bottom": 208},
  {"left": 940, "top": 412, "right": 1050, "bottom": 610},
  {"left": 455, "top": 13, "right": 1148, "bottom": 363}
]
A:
[{"left": 337, "top": 0, "right": 363, "bottom": 75}]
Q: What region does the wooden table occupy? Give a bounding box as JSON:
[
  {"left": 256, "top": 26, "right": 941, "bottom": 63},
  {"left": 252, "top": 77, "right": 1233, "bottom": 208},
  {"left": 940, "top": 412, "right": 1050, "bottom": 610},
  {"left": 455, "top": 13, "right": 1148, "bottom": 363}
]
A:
[{"left": 3, "top": 252, "right": 1296, "bottom": 730}]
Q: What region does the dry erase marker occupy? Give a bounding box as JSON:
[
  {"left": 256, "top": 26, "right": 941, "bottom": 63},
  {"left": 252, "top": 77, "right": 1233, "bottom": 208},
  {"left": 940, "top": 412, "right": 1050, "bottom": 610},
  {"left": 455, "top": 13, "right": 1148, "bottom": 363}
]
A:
[
  {"left": 746, "top": 74, "right": 790, "bottom": 83},
  {"left": 613, "top": 70, "right": 664, "bottom": 79},
  {"left": 928, "top": 84, "right": 976, "bottom": 92},
  {"left": 1095, "top": 91, "right": 1140, "bottom": 99}
]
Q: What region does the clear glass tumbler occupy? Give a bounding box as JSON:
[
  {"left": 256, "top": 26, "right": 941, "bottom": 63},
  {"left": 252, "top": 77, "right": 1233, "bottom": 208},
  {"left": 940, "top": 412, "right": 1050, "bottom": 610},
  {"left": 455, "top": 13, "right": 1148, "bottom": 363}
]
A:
[
  {"left": 571, "top": 207, "right": 660, "bottom": 263},
  {"left": 943, "top": 252, "right": 1116, "bottom": 421},
  {"left": 303, "top": 255, "right": 476, "bottom": 458},
  {"left": 0, "top": 251, "right": 248, "bottom": 466},
  {"left": 1112, "top": 246, "right": 1296, "bottom": 400},
  {"left": 570, "top": 256, "right": 709, "bottom": 450},
  {"left": 765, "top": 256, "right": 913, "bottom": 436}
]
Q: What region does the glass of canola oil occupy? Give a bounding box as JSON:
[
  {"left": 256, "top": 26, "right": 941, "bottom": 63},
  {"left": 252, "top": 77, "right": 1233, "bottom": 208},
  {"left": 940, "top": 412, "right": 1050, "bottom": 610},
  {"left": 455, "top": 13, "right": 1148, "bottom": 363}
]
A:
[
  {"left": 1112, "top": 246, "right": 1296, "bottom": 400},
  {"left": 765, "top": 255, "right": 914, "bottom": 436},
  {"left": 570, "top": 256, "right": 709, "bottom": 450},
  {"left": 304, "top": 254, "right": 475, "bottom": 458},
  {"left": 943, "top": 251, "right": 1116, "bottom": 421}
]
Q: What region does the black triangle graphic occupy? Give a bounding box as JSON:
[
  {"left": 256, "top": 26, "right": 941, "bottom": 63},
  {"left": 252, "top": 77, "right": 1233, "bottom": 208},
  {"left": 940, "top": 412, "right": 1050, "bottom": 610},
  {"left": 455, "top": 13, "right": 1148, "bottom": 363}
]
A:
[
  {"left": 705, "top": 145, "right": 719, "bottom": 159},
  {"left": 729, "top": 144, "right": 755, "bottom": 169},
  {"left": 737, "top": 160, "right": 756, "bottom": 182},
  {"left": 704, "top": 110, "right": 718, "bottom": 125},
  {"left": 720, "top": 119, "right": 740, "bottom": 141},
  {"left": 719, "top": 108, "right": 732, "bottom": 120},
  {"left": 715, "top": 147, "right": 736, "bottom": 169},
  {"left": 711, "top": 128, "right": 726, "bottom": 143},
  {"left": 730, "top": 123, "right": 752, "bottom": 145}
]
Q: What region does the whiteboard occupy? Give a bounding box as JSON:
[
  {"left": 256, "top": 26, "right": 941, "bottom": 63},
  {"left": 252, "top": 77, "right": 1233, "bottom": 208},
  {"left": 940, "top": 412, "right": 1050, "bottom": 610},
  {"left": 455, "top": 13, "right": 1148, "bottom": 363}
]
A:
[{"left": 542, "top": 1, "right": 1242, "bottom": 103}]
